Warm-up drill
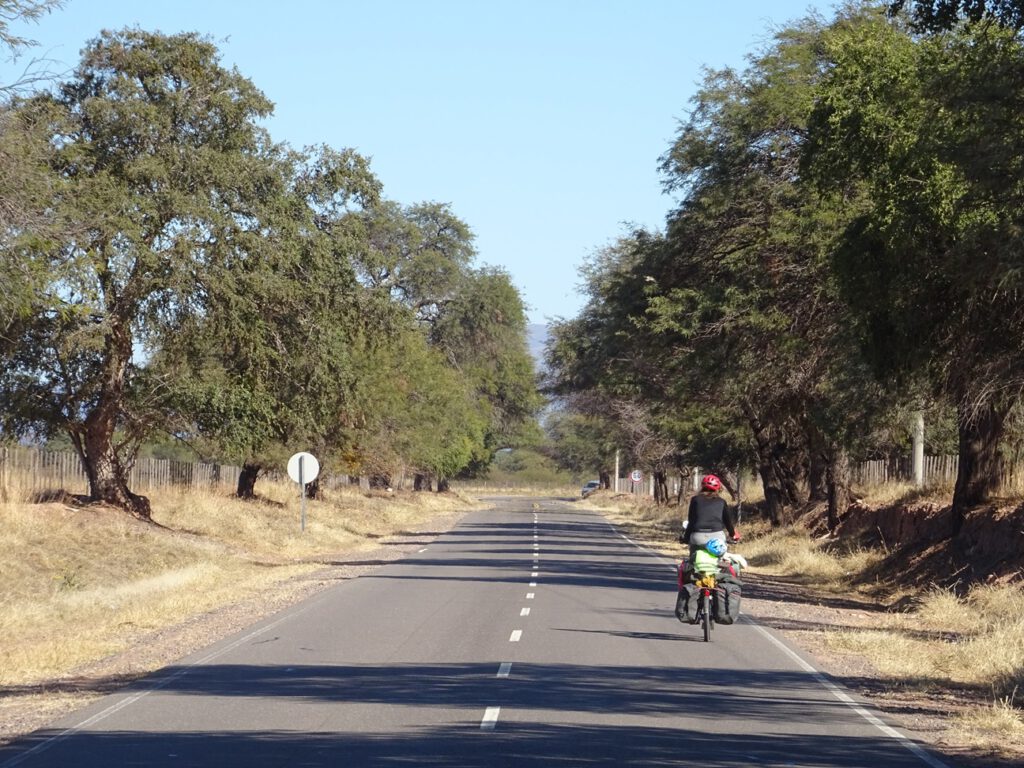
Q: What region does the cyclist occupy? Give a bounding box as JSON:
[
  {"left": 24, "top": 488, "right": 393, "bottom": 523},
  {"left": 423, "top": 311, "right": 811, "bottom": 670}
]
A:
[{"left": 680, "top": 473, "right": 740, "bottom": 560}]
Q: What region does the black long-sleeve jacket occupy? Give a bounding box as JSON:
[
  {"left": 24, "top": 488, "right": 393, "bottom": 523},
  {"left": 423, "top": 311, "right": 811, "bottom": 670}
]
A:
[{"left": 685, "top": 493, "right": 737, "bottom": 538}]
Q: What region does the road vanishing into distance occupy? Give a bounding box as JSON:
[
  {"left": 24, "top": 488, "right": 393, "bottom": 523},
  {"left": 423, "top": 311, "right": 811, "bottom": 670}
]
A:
[{"left": 1, "top": 498, "right": 951, "bottom": 768}]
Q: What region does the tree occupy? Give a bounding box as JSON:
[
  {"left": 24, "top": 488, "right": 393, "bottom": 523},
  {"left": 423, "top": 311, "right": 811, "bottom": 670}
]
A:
[
  {"left": 429, "top": 266, "right": 542, "bottom": 478},
  {"left": 0, "top": 29, "right": 286, "bottom": 518},
  {"left": 165, "top": 144, "right": 381, "bottom": 498},
  {"left": 890, "top": 0, "right": 1024, "bottom": 30},
  {"left": 351, "top": 200, "right": 540, "bottom": 488},
  {"left": 805, "top": 12, "right": 1024, "bottom": 534},
  {"left": 352, "top": 200, "right": 476, "bottom": 326}
]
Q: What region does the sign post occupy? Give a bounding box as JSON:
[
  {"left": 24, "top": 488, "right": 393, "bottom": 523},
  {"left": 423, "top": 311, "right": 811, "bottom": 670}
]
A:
[
  {"left": 630, "top": 469, "right": 643, "bottom": 494},
  {"left": 287, "top": 452, "right": 320, "bottom": 532}
]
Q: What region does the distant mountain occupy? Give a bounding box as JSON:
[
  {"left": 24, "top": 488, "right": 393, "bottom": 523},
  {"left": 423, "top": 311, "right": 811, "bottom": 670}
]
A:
[{"left": 526, "top": 323, "right": 548, "bottom": 371}]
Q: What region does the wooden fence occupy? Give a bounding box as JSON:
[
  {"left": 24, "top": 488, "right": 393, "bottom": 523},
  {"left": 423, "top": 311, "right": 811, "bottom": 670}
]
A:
[
  {"left": 853, "top": 455, "right": 1024, "bottom": 490},
  {"left": 0, "top": 445, "right": 242, "bottom": 497}
]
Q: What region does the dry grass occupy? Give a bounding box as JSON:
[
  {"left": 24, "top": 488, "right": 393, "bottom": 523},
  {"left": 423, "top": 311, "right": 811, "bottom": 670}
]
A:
[
  {"left": 853, "top": 480, "right": 956, "bottom": 508},
  {"left": 826, "top": 584, "right": 1024, "bottom": 698},
  {"left": 0, "top": 480, "right": 482, "bottom": 686}
]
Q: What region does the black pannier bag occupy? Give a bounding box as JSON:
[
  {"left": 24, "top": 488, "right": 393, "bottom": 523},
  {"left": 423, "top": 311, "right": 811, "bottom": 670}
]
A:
[
  {"left": 713, "top": 573, "right": 741, "bottom": 625},
  {"left": 674, "top": 582, "right": 700, "bottom": 624}
]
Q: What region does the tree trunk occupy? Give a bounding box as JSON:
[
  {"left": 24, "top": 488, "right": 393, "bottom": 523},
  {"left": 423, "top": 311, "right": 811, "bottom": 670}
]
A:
[
  {"left": 952, "top": 400, "right": 1008, "bottom": 537},
  {"left": 675, "top": 464, "right": 691, "bottom": 504},
  {"left": 237, "top": 462, "right": 261, "bottom": 498},
  {"left": 598, "top": 469, "right": 611, "bottom": 490},
  {"left": 414, "top": 473, "right": 431, "bottom": 492},
  {"left": 826, "top": 445, "right": 851, "bottom": 533},
  {"left": 745, "top": 402, "right": 796, "bottom": 527},
  {"left": 77, "top": 319, "right": 151, "bottom": 519},
  {"left": 306, "top": 476, "right": 322, "bottom": 500},
  {"left": 807, "top": 440, "right": 828, "bottom": 503},
  {"left": 653, "top": 470, "right": 669, "bottom": 505},
  {"left": 436, "top": 477, "right": 450, "bottom": 493},
  {"left": 369, "top": 474, "right": 391, "bottom": 489}
]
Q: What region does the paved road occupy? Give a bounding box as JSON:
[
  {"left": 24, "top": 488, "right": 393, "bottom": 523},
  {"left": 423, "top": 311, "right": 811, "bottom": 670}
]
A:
[{"left": 0, "top": 498, "right": 951, "bottom": 767}]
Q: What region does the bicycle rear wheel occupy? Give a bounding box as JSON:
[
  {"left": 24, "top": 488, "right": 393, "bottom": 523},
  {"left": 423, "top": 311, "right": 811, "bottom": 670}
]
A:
[{"left": 701, "top": 593, "right": 712, "bottom": 642}]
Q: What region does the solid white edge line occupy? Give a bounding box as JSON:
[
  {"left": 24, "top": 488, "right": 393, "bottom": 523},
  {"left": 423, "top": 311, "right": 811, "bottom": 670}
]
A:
[
  {"left": 509, "top": 629, "right": 523, "bottom": 642},
  {"left": 497, "top": 663, "right": 512, "bottom": 678},
  {"left": 481, "top": 706, "right": 501, "bottom": 730},
  {"left": 598, "top": 514, "right": 952, "bottom": 768},
  {"left": 746, "top": 620, "right": 951, "bottom": 768}
]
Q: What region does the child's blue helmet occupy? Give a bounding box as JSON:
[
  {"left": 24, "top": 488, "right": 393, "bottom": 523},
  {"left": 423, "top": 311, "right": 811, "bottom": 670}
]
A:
[{"left": 705, "top": 539, "right": 727, "bottom": 557}]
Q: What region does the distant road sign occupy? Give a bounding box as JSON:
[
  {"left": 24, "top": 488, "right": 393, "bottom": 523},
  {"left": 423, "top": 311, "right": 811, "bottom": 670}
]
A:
[{"left": 630, "top": 469, "right": 643, "bottom": 483}]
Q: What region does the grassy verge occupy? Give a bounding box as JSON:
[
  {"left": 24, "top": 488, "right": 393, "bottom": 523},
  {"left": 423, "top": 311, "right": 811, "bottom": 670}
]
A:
[{"left": 0, "top": 479, "right": 482, "bottom": 687}]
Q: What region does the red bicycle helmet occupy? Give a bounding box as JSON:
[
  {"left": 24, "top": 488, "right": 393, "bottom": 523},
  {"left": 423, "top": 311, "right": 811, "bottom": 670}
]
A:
[{"left": 701, "top": 474, "right": 722, "bottom": 492}]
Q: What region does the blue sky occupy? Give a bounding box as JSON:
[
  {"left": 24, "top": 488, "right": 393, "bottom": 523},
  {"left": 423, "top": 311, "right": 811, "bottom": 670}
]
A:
[{"left": 2, "top": 0, "right": 834, "bottom": 324}]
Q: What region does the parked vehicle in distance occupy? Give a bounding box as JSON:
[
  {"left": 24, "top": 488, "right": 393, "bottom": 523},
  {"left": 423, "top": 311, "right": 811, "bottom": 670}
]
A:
[{"left": 581, "top": 480, "right": 601, "bottom": 498}]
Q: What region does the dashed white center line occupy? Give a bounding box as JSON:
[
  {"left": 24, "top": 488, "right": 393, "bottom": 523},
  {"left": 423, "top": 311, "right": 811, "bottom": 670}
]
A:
[
  {"left": 481, "top": 707, "right": 501, "bottom": 730},
  {"left": 526, "top": 592, "right": 535, "bottom": 599},
  {"left": 531, "top": 571, "right": 538, "bottom": 577},
  {"left": 509, "top": 630, "right": 523, "bottom": 642},
  {"left": 529, "top": 581, "right": 537, "bottom": 587},
  {"left": 418, "top": 548, "right": 428, "bottom": 553},
  {"left": 497, "top": 663, "right": 512, "bottom": 678},
  {"left": 520, "top": 607, "right": 531, "bottom": 616}
]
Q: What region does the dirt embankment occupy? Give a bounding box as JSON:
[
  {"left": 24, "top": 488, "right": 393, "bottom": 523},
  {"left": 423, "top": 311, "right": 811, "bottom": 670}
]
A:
[{"left": 828, "top": 497, "right": 1024, "bottom": 589}]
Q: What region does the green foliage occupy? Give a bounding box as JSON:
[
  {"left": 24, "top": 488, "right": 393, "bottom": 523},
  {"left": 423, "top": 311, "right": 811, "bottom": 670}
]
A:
[
  {"left": 806, "top": 13, "right": 1024, "bottom": 413},
  {"left": 485, "top": 447, "right": 578, "bottom": 487},
  {"left": 0, "top": 26, "right": 542, "bottom": 507}
]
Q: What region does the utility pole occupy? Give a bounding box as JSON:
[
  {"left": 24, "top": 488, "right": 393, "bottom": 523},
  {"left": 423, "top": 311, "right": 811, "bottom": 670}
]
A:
[
  {"left": 913, "top": 411, "right": 925, "bottom": 487},
  {"left": 614, "top": 449, "right": 620, "bottom": 493}
]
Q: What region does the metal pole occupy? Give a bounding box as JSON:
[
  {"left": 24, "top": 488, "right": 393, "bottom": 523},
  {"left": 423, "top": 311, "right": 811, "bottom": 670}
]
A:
[
  {"left": 736, "top": 464, "right": 743, "bottom": 524},
  {"left": 614, "top": 450, "right": 620, "bottom": 493},
  {"left": 913, "top": 411, "right": 925, "bottom": 487},
  {"left": 299, "top": 455, "right": 306, "bottom": 532}
]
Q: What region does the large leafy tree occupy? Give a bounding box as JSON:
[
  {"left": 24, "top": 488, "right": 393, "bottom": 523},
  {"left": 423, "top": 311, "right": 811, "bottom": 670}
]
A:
[
  {"left": 547, "top": 13, "right": 888, "bottom": 525},
  {"left": 166, "top": 145, "right": 381, "bottom": 498},
  {"left": 430, "top": 266, "right": 541, "bottom": 478},
  {"left": 805, "top": 11, "right": 1024, "bottom": 534},
  {"left": 351, "top": 200, "right": 539, "bottom": 488},
  {"left": 0, "top": 29, "right": 288, "bottom": 517}
]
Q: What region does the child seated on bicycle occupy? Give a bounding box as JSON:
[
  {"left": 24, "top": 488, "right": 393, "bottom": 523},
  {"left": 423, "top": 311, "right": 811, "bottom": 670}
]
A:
[{"left": 684, "top": 539, "right": 748, "bottom": 584}]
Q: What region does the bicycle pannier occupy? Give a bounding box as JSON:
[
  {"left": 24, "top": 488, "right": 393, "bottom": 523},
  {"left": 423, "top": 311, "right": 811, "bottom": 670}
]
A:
[
  {"left": 713, "top": 579, "right": 741, "bottom": 625},
  {"left": 674, "top": 583, "right": 700, "bottom": 624}
]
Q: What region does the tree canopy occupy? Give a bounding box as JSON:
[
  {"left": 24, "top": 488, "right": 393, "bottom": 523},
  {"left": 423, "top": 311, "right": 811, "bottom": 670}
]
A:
[
  {"left": 0, "top": 26, "right": 540, "bottom": 513},
  {"left": 544, "top": 1, "right": 1024, "bottom": 535}
]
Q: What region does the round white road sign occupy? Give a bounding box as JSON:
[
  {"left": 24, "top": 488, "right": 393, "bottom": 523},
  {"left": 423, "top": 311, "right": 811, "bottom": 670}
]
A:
[
  {"left": 630, "top": 469, "right": 643, "bottom": 483},
  {"left": 287, "top": 452, "right": 320, "bottom": 484}
]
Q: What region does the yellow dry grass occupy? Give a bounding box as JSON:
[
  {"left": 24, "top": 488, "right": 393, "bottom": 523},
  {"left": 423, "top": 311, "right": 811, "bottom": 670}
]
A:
[
  {"left": 0, "top": 480, "right": 482, "bottom": 686},
  {"left": 826, "top": 585, "right": 1024, "bottom": 698}
]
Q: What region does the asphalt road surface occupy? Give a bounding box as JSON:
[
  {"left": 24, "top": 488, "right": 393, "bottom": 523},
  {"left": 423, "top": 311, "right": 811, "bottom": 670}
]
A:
[{"left": 0, "top": 498, "right": 953, "bottom": 767}]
